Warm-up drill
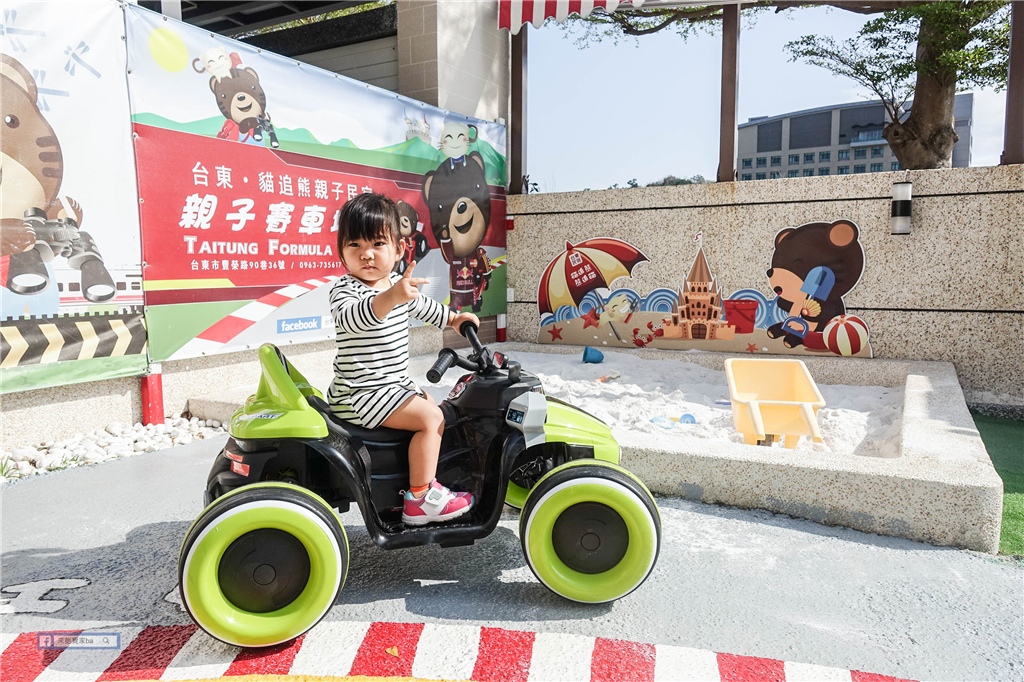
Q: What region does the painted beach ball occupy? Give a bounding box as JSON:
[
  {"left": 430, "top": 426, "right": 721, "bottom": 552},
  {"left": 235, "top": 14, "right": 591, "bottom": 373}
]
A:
[{"left": 823, "top": 315, "right": 869, "bottom": 356}]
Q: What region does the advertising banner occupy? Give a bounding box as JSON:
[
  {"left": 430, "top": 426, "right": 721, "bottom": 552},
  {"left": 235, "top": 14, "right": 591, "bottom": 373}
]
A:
[
  {"left": 124, "top": 5, "right": 507, "bottom": 361},
  {"left": 0, "top": 1, "right": 146, "bottom": 393}
]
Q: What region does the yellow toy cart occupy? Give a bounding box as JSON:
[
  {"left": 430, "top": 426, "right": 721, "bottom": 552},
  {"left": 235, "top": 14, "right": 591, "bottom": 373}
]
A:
[{"left": 724, "top": 358, "right": 825, "bottom": 449}]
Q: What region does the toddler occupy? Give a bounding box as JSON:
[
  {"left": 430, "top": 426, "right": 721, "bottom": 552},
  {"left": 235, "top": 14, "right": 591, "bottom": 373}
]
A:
[{"left": 328, "top": 192, "right": 478, "bottom": 525}]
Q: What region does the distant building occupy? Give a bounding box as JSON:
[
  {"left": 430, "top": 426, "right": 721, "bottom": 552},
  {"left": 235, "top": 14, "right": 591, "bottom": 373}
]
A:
[{"left": 736, "top": 94, "right": 974, "bottom": 181}]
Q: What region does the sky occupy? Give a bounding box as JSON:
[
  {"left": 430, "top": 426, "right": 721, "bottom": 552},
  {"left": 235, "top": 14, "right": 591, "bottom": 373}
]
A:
[{"left": 526, "top": 5, "right": 1010, "bottom": 193}]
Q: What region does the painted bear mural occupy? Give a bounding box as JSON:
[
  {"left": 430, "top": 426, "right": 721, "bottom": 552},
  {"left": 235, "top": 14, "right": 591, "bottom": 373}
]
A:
[
  {"left": 212, "top": 66, "right": 278, "bottom": 148},
  {"left": 765, "top": 219, "right": 865, "bottom": 348},
  {"left": 422, "top": 151, "right": 492, "bottom": 312}
]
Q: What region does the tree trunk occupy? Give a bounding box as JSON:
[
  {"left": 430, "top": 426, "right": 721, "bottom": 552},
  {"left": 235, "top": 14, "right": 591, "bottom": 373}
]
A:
[{"left": 883, "top": 12, "right": 959, "bottom": 169}]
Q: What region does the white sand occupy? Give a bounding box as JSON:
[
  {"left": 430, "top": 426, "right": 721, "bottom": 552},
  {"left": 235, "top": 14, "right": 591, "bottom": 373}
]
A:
[{"left": 417, "top": 350, "right": 903, "bottom": 459}]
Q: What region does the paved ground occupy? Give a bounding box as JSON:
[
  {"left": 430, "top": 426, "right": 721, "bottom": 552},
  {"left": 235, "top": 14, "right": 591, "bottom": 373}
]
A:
[{"left": 1, "top": 437, "right": 1022, "bottom": 681}]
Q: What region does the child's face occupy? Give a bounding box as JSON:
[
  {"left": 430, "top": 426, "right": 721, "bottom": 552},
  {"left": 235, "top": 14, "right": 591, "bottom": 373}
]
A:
[{"left": 341, "top": 234, "right": 404, "bottom": 285}]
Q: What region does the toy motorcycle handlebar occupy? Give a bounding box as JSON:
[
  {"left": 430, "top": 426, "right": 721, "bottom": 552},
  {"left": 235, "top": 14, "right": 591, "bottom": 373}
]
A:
[{"left": 427, "top": 322, "right": 491, "bottom": 383}]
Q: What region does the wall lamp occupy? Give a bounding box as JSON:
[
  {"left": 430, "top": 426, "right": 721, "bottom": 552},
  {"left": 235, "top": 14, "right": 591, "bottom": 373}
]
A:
[{"left": 891, "top": 181, "right": 912, "bottom": 235}]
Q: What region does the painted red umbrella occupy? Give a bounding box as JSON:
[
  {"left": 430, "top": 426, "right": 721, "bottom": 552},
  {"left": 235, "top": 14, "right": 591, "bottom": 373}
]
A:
[{"left": 537, "top": 238, "right": 649, "bottom": 315}]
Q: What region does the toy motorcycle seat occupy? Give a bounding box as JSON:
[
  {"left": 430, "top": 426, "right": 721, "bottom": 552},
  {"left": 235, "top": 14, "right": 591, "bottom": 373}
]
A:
[{"left": 306, "top": 395, "right": 412, "bottom": 445}]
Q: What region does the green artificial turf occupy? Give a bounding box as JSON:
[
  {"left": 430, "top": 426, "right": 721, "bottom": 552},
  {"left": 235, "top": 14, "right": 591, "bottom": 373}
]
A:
[{"left": 971, "top": 412, "right": 1024, "bottom": 556}]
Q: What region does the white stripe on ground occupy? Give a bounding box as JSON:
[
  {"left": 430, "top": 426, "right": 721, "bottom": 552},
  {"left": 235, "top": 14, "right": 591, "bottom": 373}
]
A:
[
  {"left": 784, "top": 660, "right": 854, "bottom": 681},
  {"left": 653, "top": 644, "right": 722, "bottom": 681},
  {"left": 35, "top": 627, "right": 144, "bottom": 682},
  {"left": 528, "top": 632, "right": 595, "bottom": 682},
  {"left": 287, "top": 621, "right": 370, "bottom": 677},
  {"left": 411, "top": 624, "right": 480, "bottom": 681},
  {"left": 159, "top": 629, "right": 239, "bottom": 681}
]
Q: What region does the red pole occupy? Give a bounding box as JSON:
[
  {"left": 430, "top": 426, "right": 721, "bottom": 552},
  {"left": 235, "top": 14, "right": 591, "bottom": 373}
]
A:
[
  {"left": 497, "top": 313, "right": 507, "bottom": 342},
  {"left": 142, "top": 363, "right": 165, "bottom": 426}
]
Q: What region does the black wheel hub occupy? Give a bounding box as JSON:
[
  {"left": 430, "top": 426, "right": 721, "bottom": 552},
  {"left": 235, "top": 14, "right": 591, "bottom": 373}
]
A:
[
  {"left": 552, "top": 502, "right": 629, "bottom": 574},
  {"left": 218, "top": 529, "right": 310, "bottom": 613}
]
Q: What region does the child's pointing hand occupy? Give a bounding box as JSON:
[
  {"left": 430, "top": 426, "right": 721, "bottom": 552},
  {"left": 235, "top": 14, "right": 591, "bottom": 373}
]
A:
[{"left": 389, "top": 260, "right": 429, "bottom": 305}]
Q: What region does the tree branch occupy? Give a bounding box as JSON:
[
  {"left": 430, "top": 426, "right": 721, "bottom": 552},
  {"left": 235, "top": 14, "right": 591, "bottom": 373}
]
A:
[{"left": 771, "top": 1, "right": 931, "bottom": 14}]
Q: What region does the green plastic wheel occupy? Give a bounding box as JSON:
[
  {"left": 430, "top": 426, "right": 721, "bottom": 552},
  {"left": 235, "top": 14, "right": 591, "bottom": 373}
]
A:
[
  {"left": 178, "top": 482, "right": 348, "bottom": 647},
  {"left": 519, "top": 460, "right": 660, "bottom": 603}
]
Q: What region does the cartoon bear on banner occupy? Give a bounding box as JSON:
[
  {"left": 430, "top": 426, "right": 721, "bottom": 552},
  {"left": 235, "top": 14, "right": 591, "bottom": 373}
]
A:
[
  {"left": 1, "top": 53, "right": 116, "bottom": 305},
  {"left": 395, "top": 200, "right": 429, "bottom": 276},
  {"left": 422, "top": 152, "right": 492, "bottom": 312},
  {"left": 765, "top": 219, "right": 865, "bottom": 348},
  {"left": 211, "top": 66, "right": 279, "bottom": 148}
]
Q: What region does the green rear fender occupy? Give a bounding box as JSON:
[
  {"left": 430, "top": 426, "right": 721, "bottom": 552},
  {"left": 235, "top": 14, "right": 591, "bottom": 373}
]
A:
[{"left": 230, "top": 344, "right": 328, "bottom": 440}]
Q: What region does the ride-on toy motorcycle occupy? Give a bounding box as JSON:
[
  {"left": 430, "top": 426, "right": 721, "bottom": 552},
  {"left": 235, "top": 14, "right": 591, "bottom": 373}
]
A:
[{"left": 178, "top": 323, "right": 661, "bottom": 647}]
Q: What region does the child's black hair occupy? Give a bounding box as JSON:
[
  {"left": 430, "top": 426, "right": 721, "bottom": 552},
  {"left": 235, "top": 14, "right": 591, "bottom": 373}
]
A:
[{"left": 336, "top": 192, "right": 401, "bottom": 252}]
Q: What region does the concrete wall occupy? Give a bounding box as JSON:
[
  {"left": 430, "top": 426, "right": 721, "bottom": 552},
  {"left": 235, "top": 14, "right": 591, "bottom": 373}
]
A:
[
  {"left": 505, "top": 165, "right": 1024, "bottom": 408},
  {"left": 397, "top": 0, "right": 509, "bottom": 123},
  {"left": 0, "top": 326, "right": 447, "bottom": 449}
]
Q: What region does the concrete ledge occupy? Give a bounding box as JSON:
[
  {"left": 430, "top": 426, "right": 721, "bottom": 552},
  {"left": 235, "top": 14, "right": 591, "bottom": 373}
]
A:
[{"left": 496, "top": 343, "right": 1003, "bottom": 554}]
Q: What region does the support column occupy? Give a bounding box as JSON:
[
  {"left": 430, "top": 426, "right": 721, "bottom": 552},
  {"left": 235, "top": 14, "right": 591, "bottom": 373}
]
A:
[
  {"left": 510, "top": 30, "right": 527, "bottom": 194},
  {"left": 1002, "top": 1, "right": 1023, "bottom": 165},
  {"left": 716, "top": 2, "right": 740, "bottom": 183},
  {"left": 159, "top": 0, "right": 181, "bottom": 21}
]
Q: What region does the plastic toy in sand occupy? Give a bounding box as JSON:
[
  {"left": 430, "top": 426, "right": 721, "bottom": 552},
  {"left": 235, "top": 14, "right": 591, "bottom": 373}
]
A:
[
  {"left": 582, "top": 346, "right": 604, "bottom": 363},
  {"left": 650, "top": 413, "right": 697, "bottom": 429},
  {"left": 594, "top": 370, "right": 620, "bottom": 383},
  {"left": 724, "top": 357, "right": 825, "bottom": 448}
]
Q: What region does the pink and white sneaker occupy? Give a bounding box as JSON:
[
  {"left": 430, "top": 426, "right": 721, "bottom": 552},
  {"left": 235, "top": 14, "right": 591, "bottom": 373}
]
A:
[{"left": 402, "top": 479, "right": 474, "bottom": 526}]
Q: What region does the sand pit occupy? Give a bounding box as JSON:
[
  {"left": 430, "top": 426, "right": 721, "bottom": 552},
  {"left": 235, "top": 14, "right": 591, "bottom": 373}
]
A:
[{"left": 426, "top": 343, "right": 1003, "bottom": 553}]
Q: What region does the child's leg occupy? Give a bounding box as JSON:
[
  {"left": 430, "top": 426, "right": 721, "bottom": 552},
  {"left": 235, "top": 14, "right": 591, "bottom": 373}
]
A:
[{"left": 381, "top": 392, "right": 444, "bottom": 489}]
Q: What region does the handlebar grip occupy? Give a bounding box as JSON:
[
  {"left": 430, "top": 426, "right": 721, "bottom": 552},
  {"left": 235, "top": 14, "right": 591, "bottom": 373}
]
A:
[
  {"left": 459, "top": 321, "right": 479, "bottom": 338},
  {"left": 427, "top": 349, "right": 457, "bottom": 383}
]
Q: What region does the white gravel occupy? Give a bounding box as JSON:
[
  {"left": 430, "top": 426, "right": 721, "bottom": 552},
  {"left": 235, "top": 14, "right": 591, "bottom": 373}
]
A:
[{"left": 0, "top": 417, "right": 227, "bottom": 484}]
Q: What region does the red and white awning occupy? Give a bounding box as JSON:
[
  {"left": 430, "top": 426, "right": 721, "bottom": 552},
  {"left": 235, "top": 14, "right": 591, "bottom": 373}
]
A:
[{"left": 498, "top": 0, "right": 648, "bottom": 34}]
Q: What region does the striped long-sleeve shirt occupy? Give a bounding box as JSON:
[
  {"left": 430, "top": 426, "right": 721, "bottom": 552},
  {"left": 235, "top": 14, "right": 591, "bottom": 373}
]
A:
[{"left": 327, "top": 273, "right": 450, "bottom": 428}]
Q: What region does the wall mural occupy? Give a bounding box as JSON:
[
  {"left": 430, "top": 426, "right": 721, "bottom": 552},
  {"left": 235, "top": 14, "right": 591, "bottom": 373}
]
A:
[{"left": 537, "top": 221, "right": 872, "bottom": 358}]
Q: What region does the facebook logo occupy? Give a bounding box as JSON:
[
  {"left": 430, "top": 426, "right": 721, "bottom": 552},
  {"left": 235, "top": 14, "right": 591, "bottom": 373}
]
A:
[{"left": 277, "top": 316, "right": 321, "bottom": 334}]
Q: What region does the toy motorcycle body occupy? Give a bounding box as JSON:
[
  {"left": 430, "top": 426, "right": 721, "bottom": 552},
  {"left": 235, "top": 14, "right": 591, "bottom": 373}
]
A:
[{"left": 178, "top": 324, "right": 661, "bottom": 647}]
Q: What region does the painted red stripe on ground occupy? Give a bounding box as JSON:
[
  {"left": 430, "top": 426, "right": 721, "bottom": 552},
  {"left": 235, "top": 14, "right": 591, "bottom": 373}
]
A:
[
  {"left": 851, "top": 671, "right": 918, "bottom": 682},
  {"left": 348, "top": 622, "right": 424, "bottom": 678},
  {"left": 717, "top": 652, "right": 786, "bottom": 682},
  {"left": 591, "top": 637, "right": 656, "bottom": 682},
  {"left": 197, "top": 315, "right": 253, "bottom": 343},
  {"left": 97, "top": 625, "right": 197, "bottom": 681},
  {"left": 471, "top": 626, "right": 536, "bottom": 682},
  {"left": 223, "top": 634, "right": 305, "bottom": 676},
  {"left": 1, "top": 630, "right": 81, "bottom": 682}
]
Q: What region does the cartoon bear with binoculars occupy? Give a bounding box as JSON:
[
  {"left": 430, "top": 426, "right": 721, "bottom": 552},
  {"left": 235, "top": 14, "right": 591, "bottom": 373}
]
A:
[{"left": 1, "top": 53, "right": 116, "bottom": 304}]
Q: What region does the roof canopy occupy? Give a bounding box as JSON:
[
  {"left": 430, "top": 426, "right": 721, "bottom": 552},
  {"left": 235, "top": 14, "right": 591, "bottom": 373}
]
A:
[
  {"left": 497, "top": 0, "right": 741, "bottom": 35},
  {"left": 498, "top": 0, "right": 647, "bottom": 35}
]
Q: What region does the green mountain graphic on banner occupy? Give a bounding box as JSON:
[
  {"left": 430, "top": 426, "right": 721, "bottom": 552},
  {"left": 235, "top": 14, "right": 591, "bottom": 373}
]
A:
[{"left": 131, "top": 114, "right": 506, "bottom": 186}]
